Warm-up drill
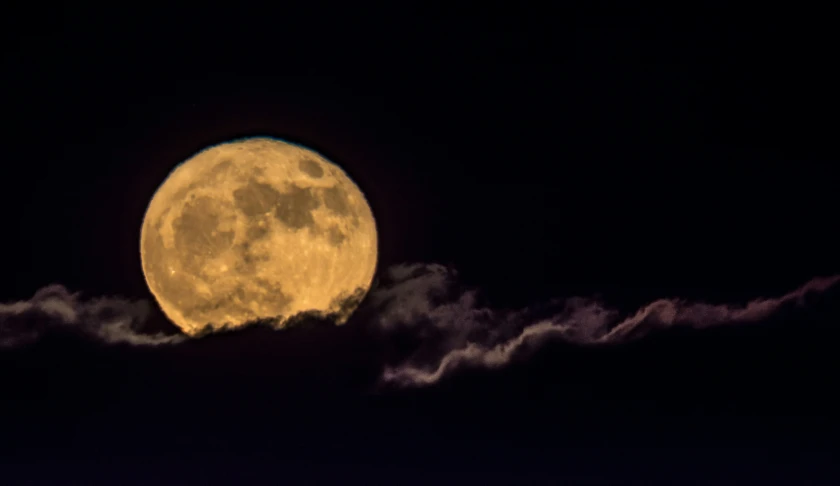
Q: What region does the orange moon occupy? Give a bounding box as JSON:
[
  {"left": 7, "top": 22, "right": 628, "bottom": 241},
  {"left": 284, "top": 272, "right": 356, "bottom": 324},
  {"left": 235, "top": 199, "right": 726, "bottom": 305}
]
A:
[{"left": 140, "top": 137, "right": 378, "bottom": 335}]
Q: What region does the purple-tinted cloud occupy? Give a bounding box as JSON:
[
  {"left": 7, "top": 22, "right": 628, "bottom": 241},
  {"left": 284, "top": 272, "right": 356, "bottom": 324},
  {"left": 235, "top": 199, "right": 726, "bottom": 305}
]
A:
[
  {"left": 369, "top": 263, "right": 840, "bottom": 387},
  {"left": 4, "top": 265, "right": 838, "bottom": 389},
  {"left": 0, "top": 285, "right": 185, "bottom": 347}
]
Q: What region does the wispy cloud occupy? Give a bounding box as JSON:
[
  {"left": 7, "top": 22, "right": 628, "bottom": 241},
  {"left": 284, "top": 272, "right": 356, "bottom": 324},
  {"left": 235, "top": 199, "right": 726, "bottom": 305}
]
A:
[
  {"left": 4, "top": 266, "right": 838, "bottom": 389},
  {"left": 369, "top": 263, "right": 840, "bottom": 387},
  {"left": 0, "top": 285, "right": 185, "bottom": 347}
]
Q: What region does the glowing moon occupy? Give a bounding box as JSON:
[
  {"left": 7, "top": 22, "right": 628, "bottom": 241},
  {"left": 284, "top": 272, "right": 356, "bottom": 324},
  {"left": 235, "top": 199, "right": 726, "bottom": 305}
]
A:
[{"left": 140, "top": 137, "right": 378, "bottom": 335}]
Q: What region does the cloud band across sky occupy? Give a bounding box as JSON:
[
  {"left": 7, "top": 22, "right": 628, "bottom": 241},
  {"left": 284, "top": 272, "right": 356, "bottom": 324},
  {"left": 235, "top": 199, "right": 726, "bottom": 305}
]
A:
[
  {"left": 2, "top": 266, "right": 837, "bottom": 389},
  {"left": 0, "top": 285, "right": 184, "bottom": 347},
  {"left": 368, "top": 264, "right": 840, "bottom": 387}
]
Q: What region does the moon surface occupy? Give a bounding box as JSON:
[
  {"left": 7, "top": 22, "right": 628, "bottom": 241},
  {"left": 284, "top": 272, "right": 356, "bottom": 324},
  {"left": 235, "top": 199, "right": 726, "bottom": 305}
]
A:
[{"left": 140, "top": 137, "right": 378, "bottom": 336}]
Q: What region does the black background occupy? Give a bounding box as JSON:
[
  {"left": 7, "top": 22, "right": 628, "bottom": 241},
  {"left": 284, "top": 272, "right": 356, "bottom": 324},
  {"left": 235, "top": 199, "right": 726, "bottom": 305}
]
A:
[{"left": 1, "top": 6, "right": 839, "bottom": 485}]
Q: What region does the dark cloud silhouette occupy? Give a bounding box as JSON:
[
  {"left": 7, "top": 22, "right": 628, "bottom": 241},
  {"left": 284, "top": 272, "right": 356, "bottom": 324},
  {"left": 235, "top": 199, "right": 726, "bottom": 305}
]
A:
[
  {"left": 3, "top": 265, "right": 838, "bottom": 390},
  {"left": 0, "top": 282, "right": 367, "bottom": 347},
  {"left": 0, "top": 285, "right": 185, "bottom": 347},
  {"left": 369, "top": 263, "right": 840, "bottom": 387}
]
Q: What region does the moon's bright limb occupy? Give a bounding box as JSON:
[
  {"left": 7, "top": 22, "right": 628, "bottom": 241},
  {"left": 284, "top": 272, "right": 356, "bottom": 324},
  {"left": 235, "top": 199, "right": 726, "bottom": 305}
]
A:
[{"left": 140, "top": 137, "right": 378, "bottom": 336}]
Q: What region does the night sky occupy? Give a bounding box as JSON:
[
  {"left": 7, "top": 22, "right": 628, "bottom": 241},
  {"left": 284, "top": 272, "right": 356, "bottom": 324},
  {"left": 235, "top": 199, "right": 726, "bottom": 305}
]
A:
[{"left": 2, "top": 7, "right": 839, "bottom": 485}]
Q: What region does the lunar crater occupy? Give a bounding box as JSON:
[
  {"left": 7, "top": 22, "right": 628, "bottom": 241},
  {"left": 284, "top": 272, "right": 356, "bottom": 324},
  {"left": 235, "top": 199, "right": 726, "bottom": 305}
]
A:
[
  {"left": 233, "top": 179, "right": 282, "bottom": 217},
  {"left": 272, "top": 185, "right": 320, "bottom": 230},
  {"left": 321, "top": 186, "right": 350, "bottom": 215},
  {"left": 298, "top": 158, "right": 324, "bottom": 178},
  {"left": 327, "top": 226, "right": 347, "bottom": 246},
  {"left": 172, "top": 197, "right": 236, "bottom": 259}
]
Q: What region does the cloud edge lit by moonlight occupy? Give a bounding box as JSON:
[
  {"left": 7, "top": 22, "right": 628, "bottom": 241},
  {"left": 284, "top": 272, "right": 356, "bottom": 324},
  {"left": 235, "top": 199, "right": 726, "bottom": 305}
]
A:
[
  {"left": 367, "top": 263, "right": 840, "bottom": 387},
  {"left": 2, "top": 265, "right": 838, "bottom": 390},
  {"left": 0, "top": 285, "right": 185, "bottom": 347}
]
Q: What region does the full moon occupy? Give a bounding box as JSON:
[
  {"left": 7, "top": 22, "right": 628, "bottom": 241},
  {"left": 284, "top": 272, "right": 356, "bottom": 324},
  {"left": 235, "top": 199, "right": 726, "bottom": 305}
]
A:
[{"left": 140, "top": 137, "right": 378, "bottom": 336}]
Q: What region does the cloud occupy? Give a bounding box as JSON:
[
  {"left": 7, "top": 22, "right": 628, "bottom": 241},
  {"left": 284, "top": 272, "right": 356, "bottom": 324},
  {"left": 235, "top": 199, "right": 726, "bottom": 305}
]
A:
[
  {"left": 369, "top": 263, "right": 840, "bottom": 387},
  {"left": 0, "top": 285, "right": 185, "bottom": 347},
  {"left": 4, "top": 265, "right": 838, "bottom": 389}
]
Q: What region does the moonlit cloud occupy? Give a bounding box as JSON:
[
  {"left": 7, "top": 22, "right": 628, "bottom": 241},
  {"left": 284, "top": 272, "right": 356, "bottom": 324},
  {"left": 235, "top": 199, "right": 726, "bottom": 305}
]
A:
[
  {"left": 3, "top": 265, "right": 838, "bottom": 388},
  {"left": 0, "top": 285, "right": 185, "bottom": 347},
  {"left": 369, "top": 263, "right": 840, "bottom": 387}
]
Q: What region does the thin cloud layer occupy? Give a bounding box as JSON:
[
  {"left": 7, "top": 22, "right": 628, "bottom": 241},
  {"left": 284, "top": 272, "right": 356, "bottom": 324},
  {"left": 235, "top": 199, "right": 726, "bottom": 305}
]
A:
[
  {"left": 0, "top": 285, "right": 185, "bottom": 347},
  {"left": 3, "top": 266, "right": 838, "bottom": 389},
  {"left": 369, "top": 263, "right": 840, "bottom": 387}
]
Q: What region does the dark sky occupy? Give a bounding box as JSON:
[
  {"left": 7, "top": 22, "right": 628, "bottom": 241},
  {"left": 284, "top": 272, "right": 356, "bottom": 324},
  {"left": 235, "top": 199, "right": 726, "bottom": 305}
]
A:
[{"left": 2, "top": 6, "right": 839, "bottom": 485}]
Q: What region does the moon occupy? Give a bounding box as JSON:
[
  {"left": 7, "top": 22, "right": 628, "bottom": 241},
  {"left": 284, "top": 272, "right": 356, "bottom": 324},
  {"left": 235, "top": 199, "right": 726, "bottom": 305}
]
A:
[{"left": 140, "top": 137, "right": 378, "bottom": 336}]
